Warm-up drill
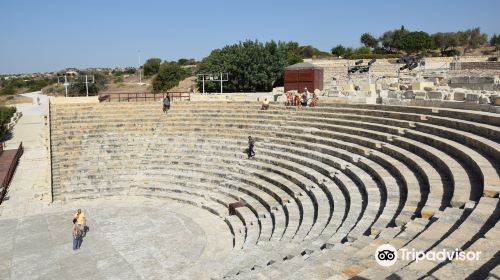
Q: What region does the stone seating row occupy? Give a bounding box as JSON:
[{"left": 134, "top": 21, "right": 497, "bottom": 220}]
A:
[
  {"left": 143, "top": 133, "right": 466, "bottom": 278},
  {"left": 49, "top": 101, "right": 499, "bottom": 279},
  {"left": 162, "top": 113, "right": 494, "bottom": 202}
]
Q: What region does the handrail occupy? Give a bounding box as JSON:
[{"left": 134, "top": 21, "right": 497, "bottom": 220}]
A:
[
  {"left": 98, "top": 92, "right": 191, "bottom": 103},
  {"left": 0, "top": 142, "right": 23, "bottom": 205}
]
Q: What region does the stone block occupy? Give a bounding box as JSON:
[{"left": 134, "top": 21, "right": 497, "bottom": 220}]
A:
[
  {"left": 468, "top": 76, "right": 495, "bottom": 84},
  {"left": 360, "top": 83, "right": 376, "bottom": 93},
  {"left": 412, "top": 81, "right": 435, "bottom": 91},
  {"left": 343, "top": 83, "right": 355, "bottom": 92},
  {"left": 377, "top": 90, "right": 389, "bottom": 98},
  {"left": 491, "top": 95, "right": 500, "bottom": 106},
  {"left": 465, "top": 93, "right": 479, "bottom": 103},
  {"left": 479, "top": 95, "right": 491, "bottom": 105},
  {"left": 483, "top": 84, "right": 494, "bottom": 91},
  {"left": 387, "top": 91, "right": 399, "bottom": 99},
  {"left": 453, "top": 91, "right": 466, "bottom": 101},
  {"left": 403, "top": 91, "right": 415, "bottom": 99},
  {"left": 450, "top": 76, "right": 469, "bottom": 84},
  {"left": 427, "top": 91, "right": 443, "bottom": 100},
  {"left": 414, "top": 92, "right": 427, "bottom": 100}
]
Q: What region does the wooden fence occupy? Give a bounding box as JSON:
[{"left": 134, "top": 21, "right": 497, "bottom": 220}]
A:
[{"left": 0, "top": 142, "right": 23, "bottom": 205}]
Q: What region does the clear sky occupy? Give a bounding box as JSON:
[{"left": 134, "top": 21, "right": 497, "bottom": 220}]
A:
[{"left": 1, "top": 0, "right": 499, "bottom": 74}]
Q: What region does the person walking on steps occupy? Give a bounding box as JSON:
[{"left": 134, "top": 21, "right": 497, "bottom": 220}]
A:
[
  {"left": 247, "top": 136, "right": 255, "bottom": 159},
  {"left": 163, "top": 96, "right": 171, "bottom": 114}
]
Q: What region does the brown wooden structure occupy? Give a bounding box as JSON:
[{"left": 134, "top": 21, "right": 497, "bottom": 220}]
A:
[
  {"left": 284, "top": 62, "right": 324, "bottom": 93},
  {"left": 0, "top": 142, "right": 23, "bottom": 205},
  {"left": 229, "top": 201, "right": 246, "bottom": 215},
  {"left": 98, "top": 92, "right": 191, "bottom": 102}
]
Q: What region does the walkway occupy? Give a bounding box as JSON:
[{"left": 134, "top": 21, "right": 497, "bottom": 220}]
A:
[{"left": 0, "top": 91, "right": 51, "bottom": 218}]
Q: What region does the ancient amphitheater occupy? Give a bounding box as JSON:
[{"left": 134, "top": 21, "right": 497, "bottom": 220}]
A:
[{"left": 1, "top": 89, "right": 499, "bottom": 279}]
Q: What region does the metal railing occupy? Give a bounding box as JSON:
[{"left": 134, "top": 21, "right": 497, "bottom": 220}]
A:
[
  {"left": 0, "top": 142, "right": 24, "bottom": 205},
  {"left": 98, "top": 92, "right": 191, "bottom": 102}
]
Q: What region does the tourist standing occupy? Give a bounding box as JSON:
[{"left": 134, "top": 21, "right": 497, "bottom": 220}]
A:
[
  {"left": 247, "top": 136, "right": 255, "bottom": 159},
  {"left": 294, "top": 92, "right": 301, "bottom": 106},
  {"left": 163, "top": 96, "right": 171, "bottom": 114},
  {"left": 300, "top": 91, "right": 308, "bottom": 107},
  {"left": 286, "top": 92, "right": 293, "bottom": 106},
  {"left": 310, "top": 92, "right": 318, "bottom": 107},
  {"left": 74, "top": 209, "right": 86, "bottom": 235},
  {"left": 72, "top": 218, "right": 82, "bottom": 250}
]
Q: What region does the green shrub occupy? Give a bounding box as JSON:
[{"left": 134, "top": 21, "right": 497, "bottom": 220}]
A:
[
  {"left": 152, "top": 62, "right": 190, "bottom": 92},
  {"left": 441, "top": 49, "right": 461, "bottom": 57},
  {"left": 0, "top": 106, "right": 16, "bottom": 139},
  {"left": 114, "top": 76, "right": 124, "bottom": 84},
  {"left": 0, "top": 85, "right": 16, "bottom": 96}
]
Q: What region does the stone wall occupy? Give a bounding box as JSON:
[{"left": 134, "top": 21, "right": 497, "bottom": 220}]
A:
[
  {"left": 450, "top": 61, "right": 500, "bottom": 71},
  {"left": 49, "top": 96, "right": 99, "bottom": 104},
  {"left": 449, "top": 75, "right": 500, "bottom": 90}
]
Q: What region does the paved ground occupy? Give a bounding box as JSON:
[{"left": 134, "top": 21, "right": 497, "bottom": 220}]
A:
[
  {"left": 0, "top": 197, "right": 233, "bottom": 280},
  {"left": 0, "top": 93, "right": 233, "bottom": 279}
]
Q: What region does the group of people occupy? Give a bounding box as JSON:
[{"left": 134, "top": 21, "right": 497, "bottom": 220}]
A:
[
  {"left": 72, "top": 209, "right": 87, "bottom": 250},
  {"left": 286, "top": 87, "right": 318, "bottom": 108}
]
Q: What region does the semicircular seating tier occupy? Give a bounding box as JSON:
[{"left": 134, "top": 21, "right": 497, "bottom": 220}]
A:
[{"left": 49, "top": 101, "right": 500, "bottom": 279}]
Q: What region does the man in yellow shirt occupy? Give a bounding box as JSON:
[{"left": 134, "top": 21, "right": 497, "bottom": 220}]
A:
[{"left": 74, "top": 209, "right": 86, "bottom": 233}]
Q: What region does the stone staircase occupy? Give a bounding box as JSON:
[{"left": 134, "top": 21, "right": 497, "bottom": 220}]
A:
[{"left": 49, "top": 101, "right": 500, "bottom": 279}]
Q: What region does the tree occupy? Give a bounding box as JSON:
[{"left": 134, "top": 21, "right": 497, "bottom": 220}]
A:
[
  {"left": 177, "top": 58, "right": 197, "bottom": 66},
  {"left": 457, "top": 28, "right": 488, "bottom": 51},
  {"left": 284, "top": 41, "right": 303, "bottom": 65},
  {"left": 467, "top": 27, "right": 487, "bottom": 49},
  {"left": 344, "top": 47, "right": 355, "bottom": 58},
  {"left": 399, "top": 31, "right": 433, "bottom": 53},
  {"left": 380, "top": 30, "right": 395, "bottom": 51},
  {"left": 197, "top": 40, "right": 288, "bottom": 92},
  {"left": 152, "top": 62, "right": 189, "bottom": 92},
  {"left": 143, "top": 58, "right": 162, "bottom": 77},
  {"left": 379, "top": 26, "right": 409, "bottom": 52},
  {"left": 432, "top": 32, "right": 459, "bottom": 53},
  {"left": 491, "top": 33, "right": 500, "bottom": 50},
  {"left": 298, "top": 45, "right": 330, "bottom": 58},
  {"left": 354, "top": 46, "right": 372, "bottom": 55},
  {"left": 331, "top": 44, "right": 346, "bottom": 57},
  {"left": 360, "top": 33, "right": 378, "bottom": 49},
  {"left": 68, "top": 71, "right": 108, "bottom": 96}
]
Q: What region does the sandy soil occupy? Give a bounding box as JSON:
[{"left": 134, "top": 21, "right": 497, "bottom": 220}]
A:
[{"left": 0, "top": 95, "right": 32, "bottom": 106}]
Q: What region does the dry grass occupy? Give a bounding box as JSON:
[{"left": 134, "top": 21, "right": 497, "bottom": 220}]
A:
[{"left": 0, "top": 95, "right": 32, "bottom": 106}]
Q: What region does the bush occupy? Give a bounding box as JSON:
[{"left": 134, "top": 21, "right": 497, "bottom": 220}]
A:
[
  {"left": 68, "top": 72, "right": 108, "bottom": 96},
  {"left": 331, "top": 44, "right": 346, "bottom": 57},
  {"left": 143, "top": 58, "right": 162, "bottom": 77},
  {"left": 114, "top": 76, "right": 124, "bottom": 84},
  {"left": 0, "top": 85, "right": 16, "bottom": 96},
  {"left": 441, "top": 49, "right": 461, "bottom": 57},
  {"left": 152, "top": 62, "right": 190, "bottom": 92},
  {"left": 0, "top": 106, "right": 16, "bottom": 139}
]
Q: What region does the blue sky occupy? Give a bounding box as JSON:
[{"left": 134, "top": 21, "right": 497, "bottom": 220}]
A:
[{"left": 1, "top": 0, "right": 499, "bottom": 74}]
